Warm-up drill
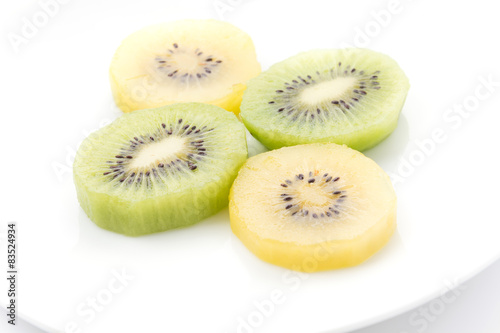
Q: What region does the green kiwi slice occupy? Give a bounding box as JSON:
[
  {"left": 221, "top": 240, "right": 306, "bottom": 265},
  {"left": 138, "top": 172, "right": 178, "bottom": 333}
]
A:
[
  {"left": 73, "top": 103, "right": 247, "bottom": 236},
  {"left": 240, "top": 48, "right": 410, "bottom": 151}
]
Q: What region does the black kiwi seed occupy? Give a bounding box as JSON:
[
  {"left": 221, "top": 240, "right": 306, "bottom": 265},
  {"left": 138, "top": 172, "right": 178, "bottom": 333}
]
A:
[
  {"left": 278, "top": 171, "right": 347, "bottom": 220},
  {"left": 102, "top": 119, "right": 218, "bottom": 185},
  {"left": 266, "top": 65, "right": 384, "bottom": 123},
  {"left": 157, "top": 48, "right": 223, "bottom": 82}
]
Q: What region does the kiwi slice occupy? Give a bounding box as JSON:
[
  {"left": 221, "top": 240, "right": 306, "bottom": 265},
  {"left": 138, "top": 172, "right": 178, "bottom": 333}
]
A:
[
  {"left": 240, "top": 48, "right": 409, "bottom": 151},
  {"left": 74, "top": 103, "right": 247, "bottom": 236},
  {"left": 110, "top": 19, "right": 261, "bottom": 114},
  {"left": 229, "top": 143, "right": 396, "bottom": 272}
]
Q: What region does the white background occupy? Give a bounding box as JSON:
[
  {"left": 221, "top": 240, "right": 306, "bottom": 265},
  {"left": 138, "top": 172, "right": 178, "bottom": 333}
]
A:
[
  {"left": 1, "top": 0, "right": 499, "bottom": 332},
  {"left": 2, "top": 258, "right": 500, "bottom": 332}
]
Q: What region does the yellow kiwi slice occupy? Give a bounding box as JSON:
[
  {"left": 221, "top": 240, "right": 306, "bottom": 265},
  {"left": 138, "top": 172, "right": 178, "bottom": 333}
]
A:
[
  {"left": 229, "top": 143, "right": 396, "bottom": 272},
  {"left": 109, "top": 19, "right": 261, "bottom": 114}
]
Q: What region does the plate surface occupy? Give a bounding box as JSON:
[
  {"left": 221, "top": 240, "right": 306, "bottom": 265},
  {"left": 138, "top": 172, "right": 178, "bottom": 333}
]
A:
[{"left": 1, "top": 1, "right": 500, "bottom": 332}]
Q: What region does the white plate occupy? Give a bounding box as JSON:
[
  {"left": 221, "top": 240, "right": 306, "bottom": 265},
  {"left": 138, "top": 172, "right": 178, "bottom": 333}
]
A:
[{"left": 2, "top": 0, "right": 500, "bottom": 332}]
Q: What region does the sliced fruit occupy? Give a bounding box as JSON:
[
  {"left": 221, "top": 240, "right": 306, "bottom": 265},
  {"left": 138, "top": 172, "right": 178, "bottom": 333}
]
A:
[
  {"left": 110, "top": 19, "right": 261, "bottom": 114},
  {"left": 74, "top": 103, "right": 247, "bottom": 236},
  {"left": 240, "top": 48, "right": 409, "bottom": 151},
  {"left": 229, "top": 143, "right": 396, "bottom": 272}
]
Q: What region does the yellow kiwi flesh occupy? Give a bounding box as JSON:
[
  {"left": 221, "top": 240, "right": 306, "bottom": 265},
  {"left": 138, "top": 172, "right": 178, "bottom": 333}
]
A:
[
  {"left": 110, "top": 19, "right": 261, "bottom": 114},
  {"left": 229, "top": 143, "right": 397, "bottom": 272}
]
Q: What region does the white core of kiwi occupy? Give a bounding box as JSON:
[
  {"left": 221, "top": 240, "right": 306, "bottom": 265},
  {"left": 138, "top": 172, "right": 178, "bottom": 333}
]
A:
[
  {"left": 168, "top": 52, "right": 200, "bottom": 73},
  {"left": 129, "top": 136, "right": 187, "bottom": 170},
  {"left": 296, "top": 183, "right": 332, "bottom": 208},
  {"left": 299, "top": 77, "right": 357, "bottom": 105}
]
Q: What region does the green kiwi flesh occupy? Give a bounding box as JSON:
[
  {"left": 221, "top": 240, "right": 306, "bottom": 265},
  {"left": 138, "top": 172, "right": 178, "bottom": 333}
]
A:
[
  {"left": 73, "top": 103, "right": 248, "bottom": 236},
  {"left": 240, "top": 48, "right": 410, "bottom": 151}
]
